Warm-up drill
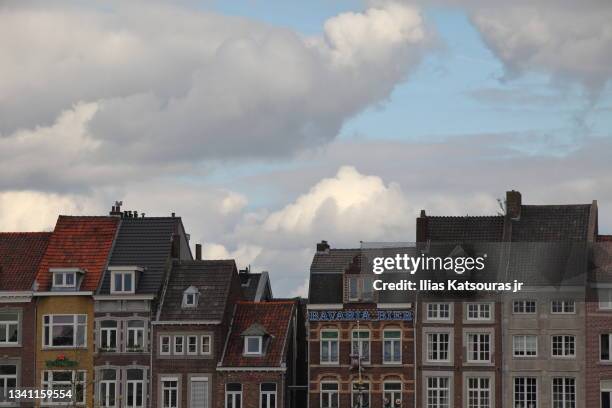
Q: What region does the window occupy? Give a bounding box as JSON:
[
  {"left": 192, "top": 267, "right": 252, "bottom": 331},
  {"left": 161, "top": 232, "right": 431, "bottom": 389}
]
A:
[
  {"left": 53, "top": 271, "right": 76, "bottom": 288},
  {"left": 42, "top": 370, "right": 86, "bottom": 405},
  {"left": 226, "top": 383, "right": 242, "bottom": 408},
  {"left": 244, "top": 336, "right": 262, "bottom": 355},
  {"left": 126, "top": 320, "right": 145, "bottom": 351},
  {"left": 514, "top": 377, "right": 537, "bottom": 408},
  {"left": 427, "top": 333, "right": 450, "bottom": 362},
  {"left": 190, "top": 377, "right": 208, "bottom": 408},
  {"left": 126, "top": 369, "right": 144, "bottom": 408},
  {"left": 201, "top": 335, "right": 211, "bottom": 355},
  {"left": 174, "top": 336, "right": 184, "bottom": 355},
  {"left": 426, "top": 377, "right": 449, "bottom": 408},
  {"left": 182, "top": 286, "right": 199, "bottom": 308},
  {"left": 427, "top": 303, "right": 450, "bottom": 320},
  {"left": 602, "top": 334, "right": 612, "bottom": 361},
  {"left": 261, "top": 383, "right": 277, "bottom": 408},
  {"left": 160, "top": 336, "right": 171, "bottom": 355},
  {"left": 551, "top": 300, "right": 575, "bottom": 314},
  {"left": 552, "top": 335, "right": 575, "bottom": 358},
  {"left": 599, "top": 289, "right": 612, "bottom": 310},
  {"left": 513, "top": 335, "right": 537, "bottom": 357},
  {"left": 99, "top": 320, "right": 117, "bottom": 351},
  {"left": 467, "top": 303, "right": 491, "bottom": 320},
  {"left": 320, "top": 330, "right": 339, "bottom": 364},
  {"left": 351, "top": 330, "right": 370, "bottom": 363},
  {"left": 351, "top": 382, "right": 370, "bottom": 408},
  {"left": 111, "top": 271, "right": 134, "bottom": 294},
  {"left": 347, "top": 276, "right": 374, "bottom": 302},
  {"left": 0, "top": 312, "right": 18, "bottom": 345},
  {"left": 320, "top": 382, "right": 338, "bottom": 408},
  {"left": 187, "top": 335, "right": 198, "bottom": 355},
  {"left": 552, "top": 377, "right": 575, "bottom": 408},
  {"left": 602, "top": 383, "right": 612, "bottom": 408},
  {"left": 99, "top": 369, "right": 117, "bottom": 407},
  {"left": 383, "top": 382, "right": 402, "bottom": 408},
  {"left": 43, "top": 315, "right": 86, "bottom": 347},
  {"left": 383, "top": 330, "right": 401, "bottom": 364},
  {"left": 349, "top": 277, "right": 359, "bottom": 301},
  {"left": 513, "top": 300, "right": 536, "bottom": 314},
  {"left": 467, "top": 333, "right": 491, "bottom": 362},
  {"left": 0, "top": 365, "right": 17, "bottom": 404},
  {"left": 162, "top": 378, "right": 178, "bottom": 408},
  {"left": 467, "top": 377, "right": 490, "bottom": 408}
]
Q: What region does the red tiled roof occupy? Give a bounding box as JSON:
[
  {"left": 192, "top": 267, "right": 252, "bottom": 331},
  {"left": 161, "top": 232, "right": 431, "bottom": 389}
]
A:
[
  {"left": 35, "top": 216, "right": 120, "bottom": 292},
  {"left": 0, "top": 232, "right": 52, "bottom": 291},
  {"left": 221, "top": 301, "right": 295, "bottom": 368}
]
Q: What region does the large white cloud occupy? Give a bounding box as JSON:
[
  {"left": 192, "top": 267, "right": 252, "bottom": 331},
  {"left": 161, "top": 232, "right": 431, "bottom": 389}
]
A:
[{"left": 0, "top": 1, "right": 430, "bottom": 191}]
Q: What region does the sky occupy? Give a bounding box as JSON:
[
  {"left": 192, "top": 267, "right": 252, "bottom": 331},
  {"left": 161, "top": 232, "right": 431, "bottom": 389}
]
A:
[{"left": 1, "top": 0, "right": 611, "bottom": 296}]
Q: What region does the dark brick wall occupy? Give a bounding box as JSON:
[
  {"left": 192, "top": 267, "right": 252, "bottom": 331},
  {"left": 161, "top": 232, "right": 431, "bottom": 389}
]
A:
[
  {"left": 216, "top": 371, "right": 285, "bottom": 408},
  {"left": 585, "top": 295, "right": 612, "bottom": 408}
]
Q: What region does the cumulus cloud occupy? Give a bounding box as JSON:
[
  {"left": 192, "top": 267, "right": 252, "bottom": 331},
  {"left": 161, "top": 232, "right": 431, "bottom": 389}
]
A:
[{"left": 0, "top": 1, "right": 431, "bottom": 191}]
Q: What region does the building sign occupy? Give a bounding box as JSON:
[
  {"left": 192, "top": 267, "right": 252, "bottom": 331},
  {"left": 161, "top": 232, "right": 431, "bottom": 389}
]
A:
[{"left": 308, "top": 309, "right": 413, "bottom": 322}]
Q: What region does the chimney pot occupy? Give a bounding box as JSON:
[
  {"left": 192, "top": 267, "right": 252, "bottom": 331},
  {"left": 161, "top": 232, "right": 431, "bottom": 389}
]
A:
[
  {"left": 506, "top": 190, "right": 522, "bottom": 220},
  {"left": 171, "top": 212, "right": 175, "bottom": 218},
  {"left": 195, "top": 243, "right": 202, "bottom": 260},
  {"left": 316, "top": 240, "right": 330, "bottom": 253}
]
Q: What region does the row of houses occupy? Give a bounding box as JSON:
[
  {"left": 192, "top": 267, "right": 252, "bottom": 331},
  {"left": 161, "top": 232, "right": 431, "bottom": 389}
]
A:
[
  {"left": 0, "top": 203, "right": 306, "bottom": 408},
  {"left": 306, "top": 191, "right": 612, "bottom": 408}
]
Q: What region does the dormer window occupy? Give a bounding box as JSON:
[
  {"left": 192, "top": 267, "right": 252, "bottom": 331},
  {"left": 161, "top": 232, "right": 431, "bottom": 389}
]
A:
[
  {"left": 244, "top": 336, "right": 262, "bottom": 355},
  {"left": 182, "top": 286, "right": 199, "bottom": 308},
  {"left": 109, "top": 266, "right": 142, "bottom": 294},
  {"left": 50, "top": 268, "right": 83, "bottom": 290}
]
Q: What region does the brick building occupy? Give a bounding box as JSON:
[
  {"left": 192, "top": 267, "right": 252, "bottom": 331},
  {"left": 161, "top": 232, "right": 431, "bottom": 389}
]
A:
[
  {"left": 152, "top": 259, "right": 243, "bottom": 408},
  {"left": 216, "top": 300, "right": 298, "bottom": 408},
  {"left": 0, "top": 232, "right": 50, "bottom": 406},
  {"left": 93, "top": 209, "right": 192, "bottom": 408},
  {"left": 307, "top": 241, "right": 415, "bottom": 408}
]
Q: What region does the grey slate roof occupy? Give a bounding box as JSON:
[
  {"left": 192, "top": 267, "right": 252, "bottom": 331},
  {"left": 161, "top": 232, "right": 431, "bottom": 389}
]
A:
[
  {"left": 99, "top": 217, "right": 184, "bottom": 295},
  {"left": 240, "top": 273, "right": 261, "bottom": 300},
  {"left": 159, "top": 260, "right": 237, "bottom": 321},
  {"left": 426, "top": 216, "right": 504, "bottom": 242},
  {"left": 510, "top": 205, "right": 592, "bottom": 241}
]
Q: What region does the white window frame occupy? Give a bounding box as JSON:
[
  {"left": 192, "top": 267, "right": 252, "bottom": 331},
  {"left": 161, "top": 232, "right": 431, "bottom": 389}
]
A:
[
  {"left": 225, "top": 383, "right": 242, "bottom": 408},
  {"left": 427, "top": 303, "right": 451, "bottom": 320},
  {"left": 601, "top": 333, "right": 612, "bottom": 361},
  {"left": 201, "top": 335, "right": 212, "bottom": 355},
  {"left": 110, "top": 270, "right": 135, "bottom": 294},
  {"left": 0, "top": 312, "right": 19, "bottom": 345},
  {"left": 351, "top": 382, "right": 370, "bottom": 408},
  {"left": 126, "top": 320, "right": 146, "bottom": 352},
  {"left": 551, "top": 335, "right": 576, "bottom": 358},
  {"left": 189, "top": 377, "right": 208, "bottom": 408},
  {"left": 42, "top": 370, "right": 86, "bottom": 406},
  {"left": 161, "top": 377, "right": 179, "bottom": 408},
  {"left": 244, "top": 336, "right": 263, "bottom": 355},
  {"left": 98, "top": 369, "right": 117, "bottom": 408},
  {"left": 260, "top": 383, "right": 277, "bottom": 408},
  {"left": 0, "top": 364, "right": 17, "bottom": 404},
  {"left": 383, "top": 329, "right": 402, "bottom": 364},
  {"left": 320, "top": 330, "right": 339, "bottom": 364},
  {"left": 513, "top": 377, "right": 537, "bottom": 408},
  {"left": 52, "top": 271, "right": 77, "bottom": 289},
  {"left": 467, "top": 303, "right": 491, "bottom": 321},
  {"left": 513, "top": 300, "right": 536, "bottom": 314},
  {"left": 599, "top": 289, "right": 612, "bottom": 310},
  {"left": 125, "top": 369, "right": 145, "bottom": 408},
  {"left": 383, "top": 381, "right": 402, "bottom": 407},
  {"left": 467, "top": 333, "right": 491, "bottom": 363},
  {"left": 513, "top": 335, "right": 538, "bottom": 357},
  {"left": 187, "top": 335, "right": 198, "bottom": 355},
  {"left": 99, "top": 320, "right": 118, "bottom": 351},
  {"left": 320, "top": 382, "right": 338, "bottom": 408},
  {"left": 552, "top": 377, "right": 575, "bottom": 408},
  {"left": 43, "top": 314, "right": 87, "bottom": 348},
  {"left": 426, "top": 377, "right": 449, "bottom": 408},
  {"left": 427, "top": 332, "right": 450, "bottom": 362},
  {"left": 467, "top": 377, "right": 490, "bottom": 408},
  {"left": 351, "top": 329, "right": 371, "bottom": 364},
  {"left": 551, "top": 300, "right": 576, "bottom": 314},
  {"left": 160, "top": 335, "right": 171, "bottom": 356},
  {"left": 173, "top": 335, "right": 184, "bottom": 355}
]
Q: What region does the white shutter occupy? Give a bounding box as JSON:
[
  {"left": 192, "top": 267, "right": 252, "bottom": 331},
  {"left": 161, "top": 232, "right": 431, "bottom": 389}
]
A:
[{"left": 191, "top": 379, "right": 208, "bottom": 408}]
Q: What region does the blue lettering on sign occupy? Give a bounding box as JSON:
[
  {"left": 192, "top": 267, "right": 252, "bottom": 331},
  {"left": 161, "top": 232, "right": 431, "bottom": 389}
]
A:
[{"left": 308, "top": 310, "right": 413, "bottom": 322}]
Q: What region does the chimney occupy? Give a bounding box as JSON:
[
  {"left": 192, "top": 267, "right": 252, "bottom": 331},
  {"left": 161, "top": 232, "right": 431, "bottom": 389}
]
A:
[
  {"left": 416, "top": 209, "right": 428, "bottom": 243},
  {"left": 195, "top": 244, "right": 202, "bottom": 260},
  {"left": 506, "top": 190, "right": 522, "bottom": 220},
  {"left": 109, "top": 201, "right": 123, "bottom": 216},
  {"left": 171, "top": 234, "right": 181, "bottom": 258},
  {"left": 316, "top": 240, "right": 330, "bottom": 253}
]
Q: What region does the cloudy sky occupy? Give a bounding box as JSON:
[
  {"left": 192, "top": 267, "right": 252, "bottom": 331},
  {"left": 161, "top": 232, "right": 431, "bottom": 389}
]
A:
[{"left": 1, "top": 0, "right": 611, "bottom": 296}]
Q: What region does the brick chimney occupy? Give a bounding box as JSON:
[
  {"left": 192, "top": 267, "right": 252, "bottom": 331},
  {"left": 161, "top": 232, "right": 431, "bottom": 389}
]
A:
[
  {"left": 416, "top": 209, "right": 428, "bottom": 243},
  {"left": 109, "top": 201, "right": 123, "bottom": 216},
  {"left": 316, "top": 240, "right": 330, "bottom": 254},
  {"left": 195, "top": 243, "right": 202, "bottom": 260},
  {"left": 506, "top": 190, "right": 522, "bottom": 220}
]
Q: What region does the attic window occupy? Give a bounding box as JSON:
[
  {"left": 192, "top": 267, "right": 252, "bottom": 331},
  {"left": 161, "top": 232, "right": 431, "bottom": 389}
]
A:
[
  {"left": 109, "top": 266, "right": 142, "bottom": 294},
  {"left": 244, "top": 336, "right": 262, "bottom": 355},
  {"left": 50, "top": 268, "right": 83, "bottom": 290},
  {"left": 182, "top": 286, "right": 199, "bottom": 308}
]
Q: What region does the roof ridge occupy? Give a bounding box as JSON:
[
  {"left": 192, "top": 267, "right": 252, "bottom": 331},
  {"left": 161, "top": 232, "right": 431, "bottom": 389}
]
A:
[{"left": 0, "top": 232, "right": 52, "bottom": 235}]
